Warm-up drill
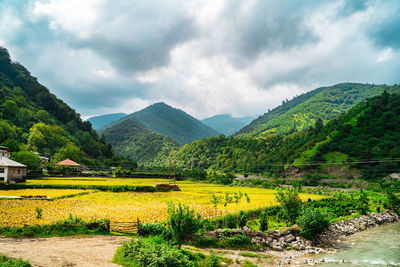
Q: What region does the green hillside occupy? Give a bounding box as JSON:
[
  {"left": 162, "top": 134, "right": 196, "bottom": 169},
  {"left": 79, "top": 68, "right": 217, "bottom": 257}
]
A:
[
  {"left": 105, "top": 102, "right": 219, "bottom": 145},
  {"left": 236, "top": 83, "right": 400, "bottom": 138},
  {"left": 86, "top": 113, "right": 127, "bottom": 130},
  {"left": 0, "top": 47, "right": 113, "bottom": 166},
  {"left": 102, "top": 117, "right": 179, "bottom": 163},
  {"left": 202, "top": 114, "right": 248, "bottom": 136},
  {"left": 160, "top": 91, "right": 400, "bottom": 180}
]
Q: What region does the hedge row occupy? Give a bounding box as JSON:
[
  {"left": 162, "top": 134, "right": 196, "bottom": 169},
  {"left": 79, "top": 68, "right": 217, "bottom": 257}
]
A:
[{"left": 0, "top": 183, "right": 170, "bottom": 192}]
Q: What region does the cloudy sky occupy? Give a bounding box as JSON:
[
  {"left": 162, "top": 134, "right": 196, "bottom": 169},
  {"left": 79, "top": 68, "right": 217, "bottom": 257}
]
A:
[{"left": 0, "top": 0, "right": 399, "bottom": 119}]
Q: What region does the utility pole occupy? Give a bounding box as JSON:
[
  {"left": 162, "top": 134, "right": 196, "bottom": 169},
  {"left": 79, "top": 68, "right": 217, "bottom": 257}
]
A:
[
  {"left": 169, "top": 160, "right": 171, "bottom": 184},
  {"left": 173, "top": 161, "right": 176, "bottom": 185}
]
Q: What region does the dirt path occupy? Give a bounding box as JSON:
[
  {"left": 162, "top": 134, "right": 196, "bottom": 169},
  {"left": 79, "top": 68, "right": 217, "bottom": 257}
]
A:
[{"left": 0, "top": 235, "right": 131, "bottom": 267}]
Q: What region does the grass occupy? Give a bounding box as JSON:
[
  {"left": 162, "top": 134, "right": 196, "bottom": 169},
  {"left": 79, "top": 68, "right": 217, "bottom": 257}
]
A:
[
  {"left": 0, "top": 255, "right": 31, "bottom": 267},
  {"left": 0, "top": 178, "right": 324, "bottom": 227},
  {"left": 0, "top": 216, "right": 109, "bottom": 238}
]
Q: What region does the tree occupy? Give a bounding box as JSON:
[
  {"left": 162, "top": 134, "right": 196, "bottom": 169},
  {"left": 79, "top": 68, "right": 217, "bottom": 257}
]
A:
[
  {"left": 384, "top": 189, "right": 400, "bottom": 214},
  {"left": 10, "top": 150, "right": 41, "bottom": 172},
  {"left": 296, "top": 207, "right": 331, "bottom": 240},
  {"left": 167, "top": 202, "right": 201, "bottom": 248},
  {"left": 275, "top": 188, "right": 303, "bottom": 223}
]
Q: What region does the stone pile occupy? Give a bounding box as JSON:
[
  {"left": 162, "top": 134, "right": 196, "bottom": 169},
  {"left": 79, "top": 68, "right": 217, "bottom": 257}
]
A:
[
  {"left": 314, "top": 211, "right": 399, "bottom": 246},
  {"left": 204, "top": 211, "right": 399, "bottom": 252}
]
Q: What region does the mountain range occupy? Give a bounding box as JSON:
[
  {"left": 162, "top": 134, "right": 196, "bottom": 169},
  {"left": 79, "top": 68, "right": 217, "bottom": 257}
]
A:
[
  {"left": 201, "top": 114, "right": 255, "bottom": 136},
  {"left": 87, "top": 113, "right": 127, "bottom": 130},
  {"left": 235, "top": 83, "right": 400, "bottom": 138}
]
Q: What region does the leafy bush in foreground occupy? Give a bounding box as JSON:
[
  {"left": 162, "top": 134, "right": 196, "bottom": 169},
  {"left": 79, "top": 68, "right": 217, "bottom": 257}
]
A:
[
  {"left": 0, "top": 255, "right": 31, "bottom": 267},
  {"left": 138, "top": 222, "right": 172, "bottom": 240},
  {"left": 167, "top": 203, "right": 201, "bottom": 248},
  {"left": 296, "top": 207, "right": 331, "bottom": 240},
  {"left": 113, "top": 236, "right": 194, "bottom": 267},
  {"left": 275, "top": 188, "right": 303, "bottom": 223},
  {"left": 0, "top": 215, "right": 110, "bottom": 238}
]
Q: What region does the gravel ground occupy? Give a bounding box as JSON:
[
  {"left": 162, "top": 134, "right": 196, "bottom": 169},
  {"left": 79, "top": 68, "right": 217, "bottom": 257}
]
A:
[{"left": 0, "top": 235, "right": 130, "bottom": 267}]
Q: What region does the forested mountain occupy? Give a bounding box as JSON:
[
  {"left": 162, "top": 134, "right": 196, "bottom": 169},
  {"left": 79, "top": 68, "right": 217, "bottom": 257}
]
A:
[
  {"left": 159, "top": 92, "right": 400, "bottom": 180},
  {"left": 201, "top": 114, "right": 253, "bottom": 136},
  {"left": 86, "top": 113, "right": 127, "bottom": 130},
  {"left": 0, "top": 47, "right": 113, "bottom": 166},
  {"left": 104, "top": 102, "right": 219, "bottom": 145},
  {"left": 102, "top": 117, "right": 179, "bottom": 163},
  {"left": 235, "top": 83, "right": 400, "bottom": 138}
]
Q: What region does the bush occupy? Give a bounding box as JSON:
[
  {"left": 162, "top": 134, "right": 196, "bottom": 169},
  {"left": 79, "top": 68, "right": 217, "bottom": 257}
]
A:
[
  {"left": 296, "top": 207, "right": 331, "bottom": 240},
  {"left": 259, "top": 211, "right": 268, "bottom": 232},
  {"left": 0, "top": 255, "right": 31, "bottom": 267},
  {"left": 384, "top": 189, "right": 400, "bottom": 214},
  {"left": 138, "top": 222, "right": 171, "bottom": 239},
  {"left": 193, "top": 235, "right": 218, "bottom": 248},
  {"left": 275, "top": 188, "right": 303, "bottom": 223},
  {"left": 114, "top": 237, "right": 194, "bottom": 267},
  {"left": 0, "top": 215, "right": 109, "bottom": 238},
  {"left": 218, "top": 234, "right": 252, "bottom": 248},
  {"left": 167, "top": 203, "right": 201, "bottom": 248},
  {"left": 238, "top": 211, "right": 248, "bottom": 228},
  {"left": 223, "top": 214, "right": 238, "bottom": 229}
]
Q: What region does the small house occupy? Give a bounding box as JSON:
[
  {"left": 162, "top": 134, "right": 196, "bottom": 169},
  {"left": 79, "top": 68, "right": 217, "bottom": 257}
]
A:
[
  {"left": 57, "top": 159, "right": 82, "bottom": 175},
  {"left": 0, "top": 147, "right": 27, "bottom": 183}
]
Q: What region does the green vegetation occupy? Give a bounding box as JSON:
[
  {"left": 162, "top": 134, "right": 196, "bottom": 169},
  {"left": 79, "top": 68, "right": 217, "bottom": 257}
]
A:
[
  {"left": 0, "top": 46, "right": 115, "bottom": 172},
  {"left": 159, "top": 92, "right": 400, "bottom": 182},
  {"left": 103, "top": 102, "right": 219, "bottom": 147},
  {"left": 275, "top": 188, "right": 303, "bottom": 223},
  {"left": 167, "top": 203, "right": 202, "bottom": 248},
  {"left": 235, "top": 83, "right": 400, "bottom": 138},
  {"left": 0, "top": 255, "right": 31, "bottom": 267},
  {"left": 296, "top": 207, "right": 331, "bottom": 240},
  {"left": 102, "top": 117, "right": 179, "bottom": 164},
  {"left": 0, "top": 215, "right": 109, "bottom": 238},
  {"left": 0, "top": 182, "right": 168, "bottom": 192}
]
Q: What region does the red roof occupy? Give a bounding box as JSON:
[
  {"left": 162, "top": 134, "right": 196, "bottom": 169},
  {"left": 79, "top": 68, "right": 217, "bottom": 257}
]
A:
[{"left": 57, "top": 159, "right": 81, "bottom": 167}]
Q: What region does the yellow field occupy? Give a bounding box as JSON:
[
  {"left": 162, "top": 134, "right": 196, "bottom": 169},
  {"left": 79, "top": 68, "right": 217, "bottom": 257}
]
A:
[
  {"left": 0, "top": 178, "right": 324, "bottom": 227},
  {"left": 0, "top": 189, "right": 90, "bottom": 198}
]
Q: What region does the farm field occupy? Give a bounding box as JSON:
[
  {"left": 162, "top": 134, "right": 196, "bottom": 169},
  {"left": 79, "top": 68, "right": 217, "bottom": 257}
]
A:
[
  {"left": 0, "top": 189, "right": 90, "bottom": 198},
  {"left": 0, "top": 178, "right": 325, "bottom": 227}
]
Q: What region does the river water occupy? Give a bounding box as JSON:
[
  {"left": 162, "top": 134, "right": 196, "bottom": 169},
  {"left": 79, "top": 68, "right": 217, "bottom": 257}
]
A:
[{"left": 314, "top": 222, "right": 400, "bottom": 266}]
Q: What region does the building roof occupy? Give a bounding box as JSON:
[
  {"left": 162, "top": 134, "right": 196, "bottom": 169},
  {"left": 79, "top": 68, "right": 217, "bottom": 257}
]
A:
[
  {"left": 57, "top": 159, "right": 81, "bottom": 167},
  {"left": 0, "top": 146, "right": 9, "bottom": 150},
  {"left": 0, "top": 157, "right": 27, "bottom": 167}
]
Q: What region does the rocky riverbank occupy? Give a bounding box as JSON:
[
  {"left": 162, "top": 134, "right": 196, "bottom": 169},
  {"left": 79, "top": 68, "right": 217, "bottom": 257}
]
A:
[{"left": 205, "top": 211, "right": 399, "bottom": 265}]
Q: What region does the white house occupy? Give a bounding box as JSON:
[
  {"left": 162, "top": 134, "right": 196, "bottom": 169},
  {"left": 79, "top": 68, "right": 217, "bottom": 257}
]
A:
[{"left": 0, "top": 146, "right": 27, "bottom": 183}]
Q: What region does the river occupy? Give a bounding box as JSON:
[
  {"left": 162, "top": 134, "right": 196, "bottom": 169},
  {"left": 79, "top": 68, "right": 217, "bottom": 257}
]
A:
[{"left": 313, "top": 222, "right": 400, "bottom": 266}]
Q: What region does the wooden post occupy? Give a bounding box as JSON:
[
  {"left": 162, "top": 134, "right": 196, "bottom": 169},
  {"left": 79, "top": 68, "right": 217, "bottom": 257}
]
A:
[
  {"left": 173, "top": 161, "right": 176, "bottom": 185},
  {"left": 169, "top": 160, "right": 171, "bottom": 184},
  {"left": 137, "top": 218, "right": 140, "bottom": 234}
]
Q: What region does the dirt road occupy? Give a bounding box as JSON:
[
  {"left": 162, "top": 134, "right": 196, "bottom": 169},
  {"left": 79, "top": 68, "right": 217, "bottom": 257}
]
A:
[{"left": 0, "top": 235, "right": 130, "bottom": 267}]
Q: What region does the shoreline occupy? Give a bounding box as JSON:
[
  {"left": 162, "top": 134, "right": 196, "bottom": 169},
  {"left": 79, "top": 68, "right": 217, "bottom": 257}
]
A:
[{"left": 276, "top": 211, "right": 400, "bottom": 265}]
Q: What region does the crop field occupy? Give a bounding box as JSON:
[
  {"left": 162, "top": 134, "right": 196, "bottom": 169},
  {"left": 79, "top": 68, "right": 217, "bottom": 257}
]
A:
[
  {"left": 0, "top": 178, "right": 324, "bottom": 227},
  {"left": 0, "top": 189, "right": 90, "bottom": 198}
]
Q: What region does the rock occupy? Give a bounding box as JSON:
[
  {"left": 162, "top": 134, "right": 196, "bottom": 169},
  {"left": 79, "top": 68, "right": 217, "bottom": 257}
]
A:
[
  {"left": 272, "top": 245, "right": 283, "bottom": 251},
  {"left": 284, "top": 234, "right": 295, "bottom": 243},
  {"left": 268, "top": 229, "right": 281, "bottom": 237}
]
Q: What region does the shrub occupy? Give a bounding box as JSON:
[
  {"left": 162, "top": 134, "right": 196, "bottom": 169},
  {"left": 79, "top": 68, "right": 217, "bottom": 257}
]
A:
[
  {"left": 223, "top": 214, "right": 238, "bottom": 229},
  {"left": 259, "top": 211, "right": 268, "bottom": 232},
  {"left": 275, "top": 188, "right": 303, "bottom": 223},
  {"left": 238, "top": 211, "right": 248, "bottom": 228},
  {"left": 193, "top": 235, "right": 218, "bottom": 247},
  {"left": 296, "top": 207, "right": 331, "bottom": 240},
  {"left": 0, "top": 255, "right": 31, "bottom": 267},
  {"left": 356, "top": 189, "right": 369, "bottom": 215},
  {"left": 384, "top": 189, "right": 400, "bottom": 214},
  {"left": 218, "top": 234, "right": 252, "bottom": 248},
  {"left": 167, "top": 203, "right": 201, "bottom": 248},
  {"left": 138, "top": 222, "right": 171, "bottom": 239},
  {"left": 114, "top": 237, "right": 194, "bottom": 267}
]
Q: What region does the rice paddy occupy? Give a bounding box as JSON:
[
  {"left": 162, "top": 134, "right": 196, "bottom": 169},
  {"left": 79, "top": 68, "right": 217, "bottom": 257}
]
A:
[{"left": 0, "top": 178, "right": 324, "bottom": 227}]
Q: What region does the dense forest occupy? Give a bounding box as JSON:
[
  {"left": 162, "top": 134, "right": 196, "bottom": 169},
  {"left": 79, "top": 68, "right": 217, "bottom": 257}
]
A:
[
  {"left": 103, "top": 102, "right": 219, "bottom": 145},
  {"left": 102, "top": 117, "right": 179, "bottom": 163},
  {"left": 156, "top": 92, "right": 400, "bottom": 180},
  {"left": 235, "top": 83, "right": 400, "bottom": 138},
  {"left": 0, "top": 47, "right": 114, "bottom": 167}
]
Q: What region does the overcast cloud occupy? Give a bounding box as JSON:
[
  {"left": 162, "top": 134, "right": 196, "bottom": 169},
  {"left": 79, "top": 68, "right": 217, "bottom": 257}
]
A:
[{"left": 0, "top": 0, "right": 399, "bottom": 119}]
